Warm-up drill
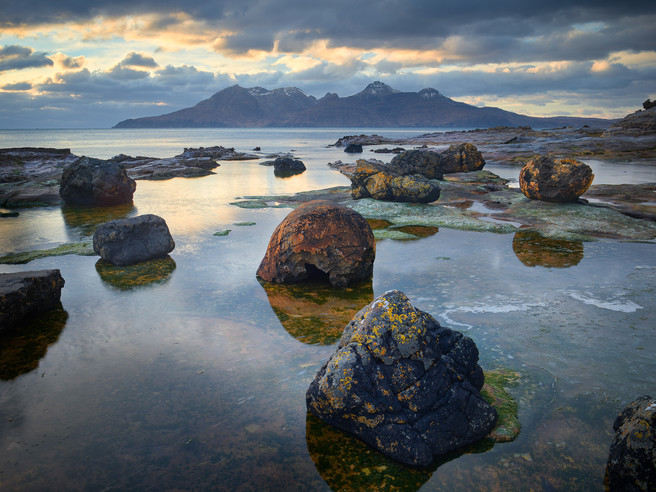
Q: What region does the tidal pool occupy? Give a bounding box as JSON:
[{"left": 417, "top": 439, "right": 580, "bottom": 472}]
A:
[{"left": 1, "top": 148, "right": 655, "bottom": 490}]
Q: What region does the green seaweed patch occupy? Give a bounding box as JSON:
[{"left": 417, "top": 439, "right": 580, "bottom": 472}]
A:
[
  {"left": 481, "top": 368, "right": 521, "bottom": 443},
  {"left": 233, "top": 222, "right": 256, "bottom": 226},
  {"left": 0, "top": 242, "right": 95, "bottom": 264},
  {"left": 213, "top": 230, "right": 232, "bottom": 236},
  {"left": 95, "top": 256, "right": 176, "bottom": 290}
]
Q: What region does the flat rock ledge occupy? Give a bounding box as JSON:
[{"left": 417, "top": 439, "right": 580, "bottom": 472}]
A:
[
  {"left": 306, "top": 290, "right": 498, "bottom": 466},
  {"left": 93, "top": 214, "right": 175, "bottom": 266},
  {"left": 0, "top": 269, "right": 65, "bottom": 332}
]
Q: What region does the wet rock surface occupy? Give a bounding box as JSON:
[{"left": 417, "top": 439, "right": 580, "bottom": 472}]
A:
[
  {"left": 257, "top": 200, "right": 375, "bottom": 287},
  {"left": 93, "top": 214, "right": 175, "bottom": 266},
  {"left": 0, "top": 269, "right": 65, "bottom": 332},
  {"left": 519, "top": 155, "right": 594, "bottom": 203},
  {"left": 306, "top": 290, "right": 497, "bottom": 466},
  {"left": 272, "top": 157, "right": 306, "bottom": 177},
  {"left": 388, "top": 149, "right": 444, "bottom": 180},
  {"left": 59, "top": 157, "right": 137, "bottom": 206},
  {"left": 606, "top": 395, "right": 656, "bottom": 491},
  {"left": 350, "top": 160, "right": 441, "bottom": 203}
]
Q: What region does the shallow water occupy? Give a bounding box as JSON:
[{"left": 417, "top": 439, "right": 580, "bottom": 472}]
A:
[{"left": 0, "top": 129, "right": 655, "bottom": 490}]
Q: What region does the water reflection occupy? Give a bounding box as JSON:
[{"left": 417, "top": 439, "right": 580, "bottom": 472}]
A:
[
  {"left": 0, "top": 307, "right": 68, "bottom": 380},
  {"left": 512, "top": 230, "right": 584, "bottom": 268},
  {"left": 306, "top": 411, "right": 434, "bottom": 491},
  {"left": 95, "top": 256, "right": 176, "bottom": 290},
  {"left": 259, "top": 279, "right": 374, "bottom": 345},
  {"left": 61, "top": 202, "right": 135, "bottom": 238}
]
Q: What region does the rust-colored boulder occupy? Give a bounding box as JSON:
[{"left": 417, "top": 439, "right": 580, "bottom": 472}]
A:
[
  {"left": 440, "top": 143, "right": 486, "bottom": 173},
  {"left": 257, "top": 200, "right": 375, "bottom": 287},
  {"left": 519, "top": 155, "right": 594, "bottom": 203}
]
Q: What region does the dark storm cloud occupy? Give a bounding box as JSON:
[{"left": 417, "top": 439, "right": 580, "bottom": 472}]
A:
[
  {"left": 2, "top": 81, "right": 32, "bottom": 90},
  {"left": 0, "top": 45, "right": 53, "bottom": 71}
]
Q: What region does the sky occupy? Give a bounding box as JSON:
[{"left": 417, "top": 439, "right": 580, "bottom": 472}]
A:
[{"left": 0, "top": 0, "right": 655, "bottom": 129}]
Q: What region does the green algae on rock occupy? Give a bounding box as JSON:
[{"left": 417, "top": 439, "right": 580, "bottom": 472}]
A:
[
  {"left": 480, "top": 369, "right": 521, "bottom": 443},
  {"left": 213, "top": 230, "right": 231, "bottom": 236},
  {"left": 94, "top": 256, "right": 176, "bottom": 290},
  {"left": 0, "top": 242, "right": 95, "bottom": 264}
]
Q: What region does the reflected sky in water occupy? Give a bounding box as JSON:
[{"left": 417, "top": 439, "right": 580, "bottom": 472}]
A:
[{"left": 0, "top": 129, "right": 655, "bottom": 490}]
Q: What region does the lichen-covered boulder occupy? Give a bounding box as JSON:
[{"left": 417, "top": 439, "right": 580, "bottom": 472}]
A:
[
  {"left": 257, "top": 200, "right": 375, "bottom": 287},
  {"left": 273, "top": 157, "right": 306, "bottom": 177},
  {"left": 93, "top": 214, "right": 175, "bottom": 266},
  {"left": 59, "top": 156, "right": 136, "bottom": 206},
  {"left": 306, "top": 290, "right": 498, "bottom": 466},
  {"left": 606, "top": 395, "right": 656, "bottom": 491},
  {"left": 389, "top": 150, "right": 444, "bottom": 180},
  {"left": 519, "top": 155, "right": 594, "bottom": 203},
  {"left": 0, "top": 270, "right": 65, "bottom": 332},
  {"left": 350, "top": 160, "right": 441, "bottom": 203},
  {"left": 440, "top": 143, "right": 486, "bottom": 173}
]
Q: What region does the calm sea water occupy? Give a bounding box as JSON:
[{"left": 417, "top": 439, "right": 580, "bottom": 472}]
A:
[{"left": 0, "top": 129, "right": 655, "bottom": 490}]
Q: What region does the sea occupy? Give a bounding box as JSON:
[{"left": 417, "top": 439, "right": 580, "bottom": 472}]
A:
[{"left": 0, "top": 127, "right": 655, "bottom": 490}]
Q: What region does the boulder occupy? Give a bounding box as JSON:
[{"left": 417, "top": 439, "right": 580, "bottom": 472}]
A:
[
  {"left": 606, "top": 395, "right": 656, "bottom": 491},
  {"left": 440, "top": 143, "right": 486, "bottom": 173},
  {"left": 93, "top": 214, "right": 175, "bottom": 266},
  {"left": 273, "top": 157, "right": 306, "bottom": 177},
  {"left": 306, "top": 290, "right": 498, "bottom": 466},
  {"left": 59, "top": 156, "right": 136, "bottom": 206},
  {"left": 0, "top": 270, "right": 65, "bottom": 332},
  {"left": 256, "top": 200, "right": 375, "bottom": 287},
  {"left": 350, "top": 160, "right": 441, "bottom": 203},
  {"left": 388, "top": 150, "right": 444, "bottom": 180},
  {"left": 344, "top": 143, "right": 363, "bottom": 153},
  {"left": 519, "top": 155, "right": 594, "bottom": 203}
]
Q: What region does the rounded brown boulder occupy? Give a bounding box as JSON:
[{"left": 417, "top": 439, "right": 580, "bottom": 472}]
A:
[
  {"left": 519, "top": 155, "right": 594, "bottom": 203},
  {"left": 256, "top": 200, "right": 375, "bottom": 287}
]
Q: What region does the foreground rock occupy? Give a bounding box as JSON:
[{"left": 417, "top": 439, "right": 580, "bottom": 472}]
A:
[
  {"left": 0, "top": 270, "right": 65, "bottom": 332},
  {"left": 440, "top": 143, "right": 486, "bottom": 173},
  {"left": 93, "top": 214, "right": 175, "bottom": 266},
  {"left": 306, "top": 290, "right": 497, "bottom": 466},
  {"left": 606, "top": 395, "right": 656, "bottom": 491},
  {"left": 350, "top": 160, "right": 441, "bottom": 203},
  {"left": 273, "top": 157, "right": 306, "bottom": 177},
  {"left": 519, "top": 155, "right": 594, "bottom": 203},
  {"left": 60, "top": 157, "right": 137, "bottom": 206},
  {"left": 257, "top": 200, "right": 375, "bottom": 286}
]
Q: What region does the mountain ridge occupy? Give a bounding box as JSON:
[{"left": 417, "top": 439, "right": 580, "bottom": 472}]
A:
[{"left": 113, "top": 81, "right": 612, "bottom": 129}]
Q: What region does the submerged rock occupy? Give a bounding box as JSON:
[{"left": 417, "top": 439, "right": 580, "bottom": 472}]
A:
[
  {"left": 306, "top": 290, "right": 497, "bottom": 466},
  {"left": 93, "top": 214, "right": 175, "bottom": 266},
  {"left": 59, "top": 156, "right": 137, "bottom": 206},
  {"left": 350, "top": 160, "right": 441, "bottom": 203},
  {"left": 606, "top": 395, "right": 656, "bottom": 491},
  {"left": 0, "top": 270, "right": 65, "bottom": 332},
  {"left": 257, "top": 200, "right": 375, "bottom": 287},
  {"left": 519, "top": 155, "right": 594, "bottom": 203}
]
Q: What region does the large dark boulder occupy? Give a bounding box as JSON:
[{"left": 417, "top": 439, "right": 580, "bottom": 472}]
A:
[
  {"left": 344, "top": 143, "right": 363, "bottom": 153},
  {"left": 59, "top": 156, "right": 136, "bottom": 206},
  {"left": 273, "top": 157, "right": 306, "bottom": 177},
  {"left": 519, "top": 155, "right": 594, "bottom": 203},
  {"left": 388, "top": 150, "right": 444, "bottom": 180},
  {"left": 350, "top": 160, "right": 441, "bottom": 203},
  {"left": 93, "top": 214, "right": 175, "bottom": 266},
  {"left": 306, "top": 290, "right": 498, "bottom": 466},
  {"left": 606, "top": 395, "right": 656, "bottom": 491},
  {"left": 0, "top": 270, "right": 65, "bottom": 332},
  {"left": 440, "top": 143, "right": 486, "bottom": 173},
  {"left": 257, "top": 200, "right": 375, "bottom": 287}
]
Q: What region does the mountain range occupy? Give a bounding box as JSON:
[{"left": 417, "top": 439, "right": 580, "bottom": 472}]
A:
[{"left": 113, "top": 81, "right": 611, "bottom": 129}]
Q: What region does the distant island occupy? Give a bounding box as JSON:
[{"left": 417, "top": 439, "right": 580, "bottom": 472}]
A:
[{"left": 113, "top": 81, "right": 612, "bottom": 129}]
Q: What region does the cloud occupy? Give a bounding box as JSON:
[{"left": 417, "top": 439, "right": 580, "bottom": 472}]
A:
[
  {"left": 2, "top": 81, "right": 31, "bottom": 90},
  {"left": 120, "top": 51, "right": 159, "bottom": 68},
  {"left": 0, "top": 44, "right": 53, "bottom": 71}
]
